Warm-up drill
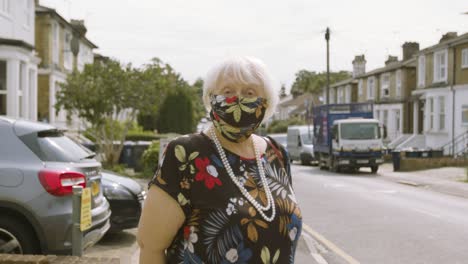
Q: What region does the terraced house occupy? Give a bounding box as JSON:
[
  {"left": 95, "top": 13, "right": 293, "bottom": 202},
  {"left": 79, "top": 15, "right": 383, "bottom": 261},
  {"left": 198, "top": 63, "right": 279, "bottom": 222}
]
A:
[
  {"left": 410, "top": 32, "right": 468, "bottom": 155},
  {"left": 0, "top": 0, "right": 40, "bottom": 120},
  {"left": 355, "top": 43, "right": 419, "bottom": 143},
  {"left": 35, "top": 3, "right": 96, "bottom": 130}
]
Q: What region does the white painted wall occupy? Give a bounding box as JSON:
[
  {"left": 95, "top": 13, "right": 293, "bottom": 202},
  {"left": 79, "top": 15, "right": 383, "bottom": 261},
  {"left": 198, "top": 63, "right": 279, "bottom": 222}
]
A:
[{"left": 0, "top": 0, "right": 35, "bottom": 45}]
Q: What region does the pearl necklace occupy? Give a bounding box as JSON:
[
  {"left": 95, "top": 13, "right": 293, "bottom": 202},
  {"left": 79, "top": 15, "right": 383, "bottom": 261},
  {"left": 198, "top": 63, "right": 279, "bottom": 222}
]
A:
[{"left": 210, "top": 128, "right": 276, "bottom": 222}]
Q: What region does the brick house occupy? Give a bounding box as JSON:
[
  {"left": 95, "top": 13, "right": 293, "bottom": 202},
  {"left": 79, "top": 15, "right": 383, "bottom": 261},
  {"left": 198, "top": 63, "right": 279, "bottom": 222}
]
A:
[{"left": 35, "top": 3, "right": 97, "bottom": 130}]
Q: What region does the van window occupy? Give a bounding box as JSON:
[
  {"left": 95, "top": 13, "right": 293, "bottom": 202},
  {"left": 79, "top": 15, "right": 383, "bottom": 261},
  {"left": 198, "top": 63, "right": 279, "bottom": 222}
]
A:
[{"left": 301, "top": 132, "right": 313, "bottom": 144}]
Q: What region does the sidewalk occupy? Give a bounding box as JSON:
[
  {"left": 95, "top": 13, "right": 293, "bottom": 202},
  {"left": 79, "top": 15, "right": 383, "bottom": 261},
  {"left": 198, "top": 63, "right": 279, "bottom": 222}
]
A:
[{"left": 379, "top": 163, "right": 468, "bottom": 199}]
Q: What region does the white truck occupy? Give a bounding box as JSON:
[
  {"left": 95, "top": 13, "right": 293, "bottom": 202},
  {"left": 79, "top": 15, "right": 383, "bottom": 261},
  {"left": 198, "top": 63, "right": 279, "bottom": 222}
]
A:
[{"left": 313, "top": 103, "right": 386, "bottom": 173}]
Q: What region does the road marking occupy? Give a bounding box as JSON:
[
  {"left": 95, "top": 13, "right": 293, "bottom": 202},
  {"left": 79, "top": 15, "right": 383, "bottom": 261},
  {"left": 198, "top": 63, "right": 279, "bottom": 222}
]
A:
[
  {"left": 302, "top": 223, "right": 360, "bottom": 264},
  {"left": 397, "top": 180, "right": 423, "bottom": 187},
  {"left": 311, "top": 253, "right": 329, "bottom": 264}
]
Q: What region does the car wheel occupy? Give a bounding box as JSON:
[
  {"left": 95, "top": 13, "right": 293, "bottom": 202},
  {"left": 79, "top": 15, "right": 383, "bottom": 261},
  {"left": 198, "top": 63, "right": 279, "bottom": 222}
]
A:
[{"left": 0, "top": 216, "right": 40, "bottom": 254}]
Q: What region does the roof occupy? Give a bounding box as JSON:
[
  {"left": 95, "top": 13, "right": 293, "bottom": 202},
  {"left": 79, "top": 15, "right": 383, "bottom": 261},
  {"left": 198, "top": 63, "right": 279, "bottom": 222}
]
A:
[
  {"left": 330, "top": 78, "right": 357, "bottom": 88},
  {"left": 418, "top": 32, "right": 468, "bottom": 54},
  {"left": 357, "top": 57, "right": 416, "bottom": 78},
  {"left": 0, "top": 38, "right": 34, "bottom": 51},
  {"left": 279, "top": 93, "right": 320, "bottom": 108},
  {"left": 36, "top": 5, "right": 98, "bottom": 49}
]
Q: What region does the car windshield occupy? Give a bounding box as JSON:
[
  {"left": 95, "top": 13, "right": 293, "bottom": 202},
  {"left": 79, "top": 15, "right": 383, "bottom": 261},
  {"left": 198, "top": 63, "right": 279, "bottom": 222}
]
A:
[
  {"left": 340, "top": 123, "right": 380, "bottom": 140},
  {"left": 269, "top": 134, "right": 287, "bottom": 147},
  {"left": 301, "top": 132, "right": 313, "bottom": 144},
  {"left": 30, "top": 130, "right": 95, "bottom": 162}
]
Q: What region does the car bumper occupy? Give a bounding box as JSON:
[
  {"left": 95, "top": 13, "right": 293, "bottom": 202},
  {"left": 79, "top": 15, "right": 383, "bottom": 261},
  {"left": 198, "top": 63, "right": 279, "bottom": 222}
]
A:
[{"left": 107, "top": 200, "right": 141, "bottom": 232}]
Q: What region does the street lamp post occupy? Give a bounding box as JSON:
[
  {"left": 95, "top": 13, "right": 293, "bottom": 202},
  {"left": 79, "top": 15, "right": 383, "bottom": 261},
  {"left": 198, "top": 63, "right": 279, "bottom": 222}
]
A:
[{"left": 325, "top": 27, "right": 330, "bottom": 105}]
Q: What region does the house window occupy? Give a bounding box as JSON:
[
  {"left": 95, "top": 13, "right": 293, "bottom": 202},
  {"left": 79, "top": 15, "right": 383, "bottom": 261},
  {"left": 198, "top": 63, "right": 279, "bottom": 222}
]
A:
[
  {"left": 418, "top": 56, "right": 425, "bottom": 87},
  {"left": 396, "top": 70, "right": 402, "bottom": 97},
  {"left": 433, "top": 50, "right": 448, "bottom": 82},
  {"left": 367, "top": 77, "right": 375, "bottom": 100},
  {"left": 383, "top": 110, "right": 388, "bottom": 129},
  {"left": 429, "top": 97, "right": 434, "bottom": 130},
  {"left": 64, "top": 32, "right": 73, "bottom": 70},
  {"left": 395, "top": 109, "right": 401, "bottom": 132},
  {"left": 345, "top": 85, "right": 351, "bottom": 103},
  {"left": 337, "top": 88, "right": 344, "bottom": 103},
  {"left": 0, "top": 60, "right": 6, "bottom": 115},
  {"left": 24, "top": 0, "right": 32, "bottom": 28},
  {"left": 0, "top": 0, "right": 11, "bottom": 15},
  {"left": 462, "top": 49, "right": 468, "bottom": 69},
  {"left": 381, "top": 74, "right": 390, "bottom": 97},
  {"left": 358, "top": 79, "right": 363, "bottom": 96},
  {"left": 52, "top": 23, "right": 59, "bottom": 65},
  {"left": 438, "top": 96, "right": 445, "bottom": 131},
  {"left": 462, "top": 105, "right": 468, "bottom": 125}
]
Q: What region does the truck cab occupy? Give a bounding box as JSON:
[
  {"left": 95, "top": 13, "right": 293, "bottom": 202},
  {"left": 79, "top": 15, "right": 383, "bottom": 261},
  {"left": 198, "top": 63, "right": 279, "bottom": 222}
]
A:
[{"left": 331, "top": 118, "right": 385, "bottom": 173}]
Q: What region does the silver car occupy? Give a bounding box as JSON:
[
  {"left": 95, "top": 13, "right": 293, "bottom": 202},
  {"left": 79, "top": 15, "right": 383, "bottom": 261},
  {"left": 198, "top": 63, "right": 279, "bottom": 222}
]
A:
[{"left": 0, "top": 117, "right": 111, "bottom": 255}]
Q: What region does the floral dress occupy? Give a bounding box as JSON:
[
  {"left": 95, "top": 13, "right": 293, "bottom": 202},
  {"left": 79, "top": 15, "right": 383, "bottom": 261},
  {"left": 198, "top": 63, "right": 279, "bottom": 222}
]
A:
[{"left": 149, "top": 132, "right": 302, "bottom": 264}]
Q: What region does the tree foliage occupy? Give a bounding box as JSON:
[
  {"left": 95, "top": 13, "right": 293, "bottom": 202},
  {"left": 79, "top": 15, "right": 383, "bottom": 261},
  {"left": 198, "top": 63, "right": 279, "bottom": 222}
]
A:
[
  {"left": 157, "top": 88, "right": 195, "bottom": 134},
  {"left": 290, "top": 70, "right": 351, "bottom": 97}
]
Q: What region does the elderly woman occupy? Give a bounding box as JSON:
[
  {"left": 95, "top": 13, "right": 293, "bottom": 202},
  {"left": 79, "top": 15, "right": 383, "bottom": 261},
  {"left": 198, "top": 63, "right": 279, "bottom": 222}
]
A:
[{"left": 137, "top": 56, "right": 302, "bottom": 264}]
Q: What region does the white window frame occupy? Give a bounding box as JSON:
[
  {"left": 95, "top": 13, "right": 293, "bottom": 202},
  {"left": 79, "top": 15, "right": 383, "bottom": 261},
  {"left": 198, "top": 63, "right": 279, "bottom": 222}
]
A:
[
  {"left": 433, "top": 49, "right": 448, "bottom": 83},
  {"left": 438, "top": 96, "right": 445, "bottom": 131},
  {"left": 0, "top": 0, "right": 11, "bottom": 17},
  {"left": 358, "top": 79, "right": 363, "bottom": 97},
  {"left": 381, "top": 73, "right": 390, "bottom": 98},
  {"left": 428, "top": 97, "right": 434, "bottom": 131},
  {"left": 52, "top": 23, "right": 60, "bottom": 65},
  {"left": 367, "top": 77, "right": 375, "bottom": 100},
  {"left": 23, "top": 0, "right": 33, "bottom": 29},
  {"left": 395, "top": 109, "right": 401, "bottom": 133},
  {"left": 64, "top": 32, "right": 73, "bottom": 71},
  {"left": 462, "top": 49, "right": 468, "bottom": 69},
  {"left": 418, "top": 55, "right": 425, "bottom": 87},
  {"left": 396, "top": 70, "right": 402, "bottom": 97}
]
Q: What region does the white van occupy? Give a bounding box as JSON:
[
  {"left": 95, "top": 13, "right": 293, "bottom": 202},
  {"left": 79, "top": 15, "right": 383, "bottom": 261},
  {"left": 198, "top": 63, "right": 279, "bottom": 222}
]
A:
[{"left": 287, "top": 125, "right": 316, "bottom": 165}]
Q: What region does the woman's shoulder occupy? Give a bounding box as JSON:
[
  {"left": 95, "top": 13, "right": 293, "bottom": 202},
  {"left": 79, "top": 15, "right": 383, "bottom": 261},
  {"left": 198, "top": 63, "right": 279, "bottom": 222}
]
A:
[{"left": 166, "top": 133, "right": 211, "bottom": 150}]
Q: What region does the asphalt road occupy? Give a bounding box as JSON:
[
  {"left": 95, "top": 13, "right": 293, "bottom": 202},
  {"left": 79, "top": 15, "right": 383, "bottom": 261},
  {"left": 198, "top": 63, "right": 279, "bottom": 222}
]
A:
[{"left": 292, "top": 163, "right": 468, "bottom": 264}]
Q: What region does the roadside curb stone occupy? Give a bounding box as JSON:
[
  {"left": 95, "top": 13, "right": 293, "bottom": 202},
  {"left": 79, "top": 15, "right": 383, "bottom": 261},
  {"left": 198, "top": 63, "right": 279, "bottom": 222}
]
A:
[{"left": 0, "top": 255, "right": 120, "bottom": 264}]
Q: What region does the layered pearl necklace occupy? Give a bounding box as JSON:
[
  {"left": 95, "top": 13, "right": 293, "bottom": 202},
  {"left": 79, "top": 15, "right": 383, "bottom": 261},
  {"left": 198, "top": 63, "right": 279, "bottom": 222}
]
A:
[{"left": 210, "top": 128, "right": 276, "bottom": 222}]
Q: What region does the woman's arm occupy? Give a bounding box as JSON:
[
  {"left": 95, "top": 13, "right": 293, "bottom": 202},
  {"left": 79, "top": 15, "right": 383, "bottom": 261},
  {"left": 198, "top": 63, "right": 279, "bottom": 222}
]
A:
[{"left": 137, "top": 186, "right": 185, "bottom": 264}]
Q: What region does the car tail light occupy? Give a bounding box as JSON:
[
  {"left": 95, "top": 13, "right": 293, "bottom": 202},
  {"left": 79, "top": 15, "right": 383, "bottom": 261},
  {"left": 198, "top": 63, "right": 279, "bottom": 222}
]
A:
[{"left": 38, "top": 170, "right": 87, "bottom": 196}]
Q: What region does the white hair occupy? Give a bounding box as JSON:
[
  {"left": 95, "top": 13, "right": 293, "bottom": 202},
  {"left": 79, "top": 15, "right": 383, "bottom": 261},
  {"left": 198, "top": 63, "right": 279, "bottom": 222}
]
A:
[{"left": 202, "top": 56, "right": 279, "bottom": 122}]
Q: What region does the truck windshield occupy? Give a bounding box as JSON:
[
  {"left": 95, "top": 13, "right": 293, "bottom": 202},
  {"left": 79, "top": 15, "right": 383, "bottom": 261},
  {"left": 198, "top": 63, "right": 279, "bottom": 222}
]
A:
[
  {"left": 301, "top": 132, "right": 313, "bottom": 144},
  {"left": 340, "top": 123, "right": 380, "bottom": 140}
]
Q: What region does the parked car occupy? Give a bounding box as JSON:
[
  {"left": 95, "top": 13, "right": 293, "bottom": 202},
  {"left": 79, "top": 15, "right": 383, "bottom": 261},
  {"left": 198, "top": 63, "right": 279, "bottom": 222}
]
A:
[
  {"left": 267, "top": 133, "right": 287, "bottom": 148},
  {"left": 0, "top": 117, "right": 111, "bottom": 255},
  {"left": 101, "top": 170, "right": 146, "bottom": 232}
]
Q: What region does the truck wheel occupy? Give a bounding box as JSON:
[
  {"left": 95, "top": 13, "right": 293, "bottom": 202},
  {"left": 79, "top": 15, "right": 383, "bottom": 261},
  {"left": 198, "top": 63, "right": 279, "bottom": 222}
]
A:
[
  {"left": 300, "top": 156, "right": 310, "bottom": 166},
  {"left": 0, "top": 216, "right": 40, "bottom": 254},
  {"left": 330, "top": 158, "right": 340, "bottom": 173},
  {"left": 371, "top": 166, "right": 379, "bottom": 173}
]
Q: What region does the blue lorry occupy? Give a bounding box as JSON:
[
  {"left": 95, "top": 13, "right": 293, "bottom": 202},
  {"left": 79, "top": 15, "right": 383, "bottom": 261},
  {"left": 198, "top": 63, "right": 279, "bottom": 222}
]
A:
[{"left": 312, "top": 103, "right": 385, "bottom": 173}]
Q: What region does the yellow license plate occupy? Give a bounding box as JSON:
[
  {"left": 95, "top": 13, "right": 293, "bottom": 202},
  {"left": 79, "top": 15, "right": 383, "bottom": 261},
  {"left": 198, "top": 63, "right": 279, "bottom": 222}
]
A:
[{"left": 91, "top": 181, "right": 100, "bottom": 196}]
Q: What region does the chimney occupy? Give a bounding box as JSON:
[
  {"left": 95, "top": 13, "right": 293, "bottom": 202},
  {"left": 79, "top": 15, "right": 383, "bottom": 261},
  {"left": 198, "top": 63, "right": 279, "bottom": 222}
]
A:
[
  {"left": 402, "top": 42, "right": 419, "bottom": 61},
  {"left": 385, "top": 55, "right": 398, "bottom": 66},
  {"left": 352, "top": 55, "right": 366, "bottom": 78},
  {"left": 439, "top": 32, "right": 458, "bottom": 43},
  {"left": 70, "top": 19, "right": 87, "bottom": 36}
]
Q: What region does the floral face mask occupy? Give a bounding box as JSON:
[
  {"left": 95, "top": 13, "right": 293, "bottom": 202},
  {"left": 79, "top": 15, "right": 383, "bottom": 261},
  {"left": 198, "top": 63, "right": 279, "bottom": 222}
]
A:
[{"left": 210, "top": 94, "right": 268, "bottom": 143}]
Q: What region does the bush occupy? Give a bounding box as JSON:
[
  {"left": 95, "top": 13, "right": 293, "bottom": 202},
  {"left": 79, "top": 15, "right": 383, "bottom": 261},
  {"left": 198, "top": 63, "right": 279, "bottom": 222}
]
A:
[
  {"left": 126, "top": 131, "right": 162, "bottom": 141},
  {"left": 141, "top": 141, "right": 160, "bottom": 178}
]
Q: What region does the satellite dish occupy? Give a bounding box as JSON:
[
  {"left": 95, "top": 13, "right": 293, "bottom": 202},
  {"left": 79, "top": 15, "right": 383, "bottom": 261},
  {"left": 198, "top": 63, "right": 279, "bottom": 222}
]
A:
[{"left": 71, "top": 35, "right": 80, "bottom": 56}]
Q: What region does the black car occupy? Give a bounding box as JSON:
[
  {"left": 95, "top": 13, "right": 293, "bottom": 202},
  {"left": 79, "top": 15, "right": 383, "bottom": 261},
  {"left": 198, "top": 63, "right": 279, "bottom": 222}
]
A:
[{"left": 101, "top": 170, "right": 146, "bottom": 232}]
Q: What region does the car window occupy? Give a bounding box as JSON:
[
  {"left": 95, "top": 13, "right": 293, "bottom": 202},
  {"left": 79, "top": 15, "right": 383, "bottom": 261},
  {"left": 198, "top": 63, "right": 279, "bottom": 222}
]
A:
[{"left": 23, "top": 130, "right": 94, "bottom": 162}]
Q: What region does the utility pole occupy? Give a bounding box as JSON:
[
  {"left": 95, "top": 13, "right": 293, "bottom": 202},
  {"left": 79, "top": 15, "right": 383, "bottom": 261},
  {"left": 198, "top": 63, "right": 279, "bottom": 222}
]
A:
[{"left": 325, "top": 27, "right": 330, "bottom": 105}]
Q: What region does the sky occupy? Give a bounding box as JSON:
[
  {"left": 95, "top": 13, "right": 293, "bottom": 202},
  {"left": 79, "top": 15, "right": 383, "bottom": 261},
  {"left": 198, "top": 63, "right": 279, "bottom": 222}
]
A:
[{"left": 40, "top": 0, "right": 468, "bottom": 92}]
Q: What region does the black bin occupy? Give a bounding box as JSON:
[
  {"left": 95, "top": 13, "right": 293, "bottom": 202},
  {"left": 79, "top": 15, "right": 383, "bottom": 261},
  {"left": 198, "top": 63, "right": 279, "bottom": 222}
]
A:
[{"left": 392, "top": 151, "right": 401, "bottom": 171}]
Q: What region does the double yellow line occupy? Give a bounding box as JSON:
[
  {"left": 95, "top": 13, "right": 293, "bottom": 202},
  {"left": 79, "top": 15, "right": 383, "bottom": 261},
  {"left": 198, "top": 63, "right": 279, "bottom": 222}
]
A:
[{"left": 302, "top": 223, "right": 361, "bottom": 264}]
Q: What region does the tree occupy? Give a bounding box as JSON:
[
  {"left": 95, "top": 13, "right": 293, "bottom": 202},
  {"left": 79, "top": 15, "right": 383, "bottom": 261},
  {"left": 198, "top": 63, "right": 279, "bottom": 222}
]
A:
[
  {"left": 157, "top": 88, "right": 195, "bottom": 134},
  {"left": 56, "top": 59, "right": 151, "bottom": 166},
  {"left": 290, "top": 70, "right": 351, "bottom": 97}
]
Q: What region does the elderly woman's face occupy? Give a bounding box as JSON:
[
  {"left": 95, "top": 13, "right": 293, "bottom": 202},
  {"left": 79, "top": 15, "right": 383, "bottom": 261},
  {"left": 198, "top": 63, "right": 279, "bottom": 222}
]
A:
[{"left": 213, "top": 83, "right": 266, "bottom": 99}]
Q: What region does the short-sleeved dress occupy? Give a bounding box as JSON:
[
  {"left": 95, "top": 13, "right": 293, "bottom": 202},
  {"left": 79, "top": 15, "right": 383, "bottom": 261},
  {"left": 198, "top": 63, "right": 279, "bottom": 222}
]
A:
[{"left": 149, "top": 132, "right": 302, "bottom": 264}]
